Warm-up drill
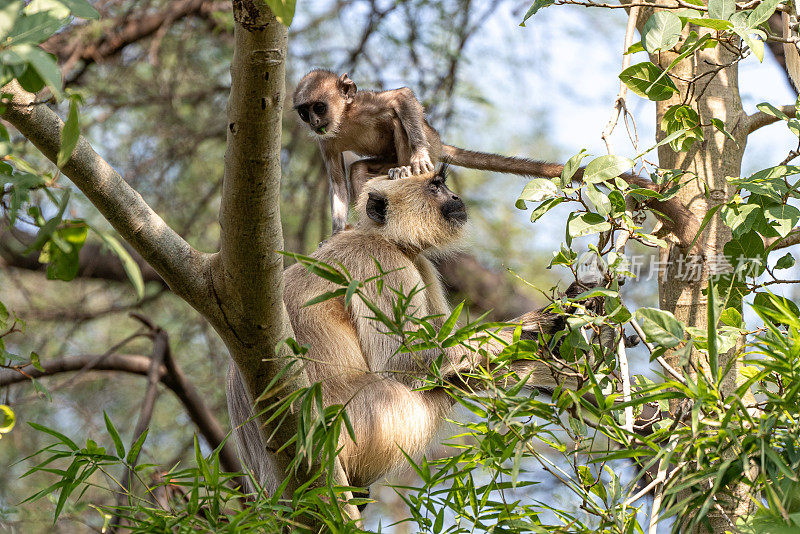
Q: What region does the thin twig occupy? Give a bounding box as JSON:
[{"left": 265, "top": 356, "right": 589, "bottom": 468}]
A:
[{"left": 601, "top": 4, "right": 640, "bottom": 153}]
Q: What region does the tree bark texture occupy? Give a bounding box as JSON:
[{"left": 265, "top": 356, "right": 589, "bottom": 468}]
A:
[{"left": 647, "top": 12, "right": 753, "bottom": 532}]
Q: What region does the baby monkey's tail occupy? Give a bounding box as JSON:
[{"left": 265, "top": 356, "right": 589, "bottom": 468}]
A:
[{"left": 441, "top": 144, "right": 565, "bottom": 178}]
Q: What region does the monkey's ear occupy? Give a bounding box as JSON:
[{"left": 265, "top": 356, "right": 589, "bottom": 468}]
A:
[
  {"left": 366, "top": 192, "right": 387, "bottom": 224},
  {"left": 338, "top": 73, "right": 357, "bottom": 102}
]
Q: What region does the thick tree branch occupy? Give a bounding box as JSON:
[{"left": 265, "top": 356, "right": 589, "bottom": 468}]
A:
[
  {"left": 746, "top": 104, "right": 797, "bottom": 134},
  {"left": 216, "top": 5, "right": 288, "bottom": 348},
  {"left": 0, "top": 81, "right": 209, "bottom": 312},
  {"left": 0, "top": 353, "right": 241, "bottom": 474}
]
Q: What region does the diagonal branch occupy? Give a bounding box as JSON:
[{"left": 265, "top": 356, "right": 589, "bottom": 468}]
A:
[
  {"left": 41, "top": 0, "right": 230, "bottom": 84},
  {"left": 1, "top": 81, "right": 209, "bottom": 312},
  {"left": 746, "top": 104, "right": 797, "bottom": 134}
]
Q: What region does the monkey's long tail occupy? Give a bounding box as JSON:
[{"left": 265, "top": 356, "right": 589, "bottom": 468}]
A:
[
  {"left": 442, "top": 144, "right": 656, "bottom": 188},
  {"left": 442, "top": 144, "right": 700, "bottom": 255},
  {"left": 442, "top": 144, "right": 566, "bottom": 178}
]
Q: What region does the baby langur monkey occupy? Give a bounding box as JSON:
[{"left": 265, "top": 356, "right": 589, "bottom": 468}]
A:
[{"left": 293, "top": 69, "right": 571, "bottom": 234}]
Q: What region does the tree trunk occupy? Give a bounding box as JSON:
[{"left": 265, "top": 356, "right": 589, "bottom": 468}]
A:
[{"left": 650, "top": 17, "right": 753, "bottom": 533}]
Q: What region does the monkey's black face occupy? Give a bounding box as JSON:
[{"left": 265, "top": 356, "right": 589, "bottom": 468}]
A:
[
  {"left": 295, "top": 101, "right": 330, "bottom": 134},
  {"left": 429, "top": 175, "right": 467, "bottom": 225}
]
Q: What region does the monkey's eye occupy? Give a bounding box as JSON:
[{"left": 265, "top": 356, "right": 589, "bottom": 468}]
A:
[
  {"left": 312, "top": 102, "right": 327, "bottom": 116},
  {"left": 297, "top": 106, "right": 310, "bottom": 122}
]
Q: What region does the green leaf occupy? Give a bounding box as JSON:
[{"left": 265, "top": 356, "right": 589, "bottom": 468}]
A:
[
  {"left": 748, "top": 0, "right": 780, "bottom": 28},
  {"left": 753, "top": 292, "right": 800, "bottom": 325},
  {"left": 686, "top": 17, "right": 732, "bottom": 30},
  {"left": 517, "top": 177, "right": 558, "bottom": 205},
  {"left": 529, "top": 196, "right": 564, "bottom": 222},
  {"left": 566, "top": 212, "right": 611, "bottom": 245},
  {"left": 103, "top": 412, "right": 125, "bottom": 459},
  {"left": 25, "top": 0, "right": 70, "bottom": 18},
  {"left": 0, "top": 405, "right": 15, "bottom": 434},
  {"left": 303, "top": 287, "right": 346, "bottom": 307},
  {"left": 6, "top": 11, "right": 62, "bottom": 46},
  {"left": 57, "top": 97, "right": 79, "bottom": 168},
  {"left": 583, "top": 154, "right": 633, "bottom": 184},
  {"left": 763, "top": 204, "right": 800, "bottom": 238},
  {"left": 584, "top": 184, "right": 610, "bottom": 216},
  {"left": 0, "top": 2, "right": 22, "bottom": 42},
  {"left": 719, "top": 307, "right": 743, "bottom": 328},
  {"left": 126, "top": 430, "right": 148, "bottom": 464},
  {"left": 44, "top": 222, "right": 88, "bottom": 281},
  {"left": 635, "top": 308, "right": 684, "bottom": 348},
  {"left": 265, "top": 0, "right": 296, "bottom": 26},
  {"left": 6, "top": 44, "right": 61, "bottom": 95},
  {"left": 17, "top": 64, "right": 45, "bottom": 93},
  {"left": 708, "top": 0, "right": 735, "bottom": 21},
  {"left": 707, "top": 277, "right": 719, "bottom": 381},
  {"left": 343, "top": 279, "right": 359, "bottom": 307},
  {"left": 624, "top": 42, "right": 645, "bottom": 54},
  {"left": 30, "top": 351, "right": 44, "bottom": 372},
  {"left": 730, "top": 14, "right": 765, "bottom": 62},
  {"left": 661, "top": 104, "right": 703, "bottom": 152},
  {"left": 560, "top": 149, "right": 589, "bottom": 188},
  {"left": 438, "top": 301, "right": 463, "bottom": 342},
  {"left": 756, "top": 102, "right": 788, "bottom": 121},
  {"left": 724, "top": 230, "right": 766, "bottom": 277},
  {"left": 642, "top": 12, "right": 682, "bottom": 53},
  {"left": 0, "top": 301, "right": 8, "bottom": 327},
  {"left": 521, "top": 0, "right": 555, "bottom": 24},
  {"left": 619, "top": 62, "right": 679, "bottom": 101},
  {"left": 57, "top": 0, "right": 100, "bottom": 19},
  {"left": 94, "top": 230, "right": 145, "bottom": 300},
  {"left": 710, "top": 118, "right": 737, "bottom": 144},
  {"left": 28, "top": 421, "right": 78, "bottom": 450},
  {"left": 633, "top": 127, "right": 688, "bottom": 159},
  {"left": 774, "top": 252, "right": 795, "bottom": 270}
]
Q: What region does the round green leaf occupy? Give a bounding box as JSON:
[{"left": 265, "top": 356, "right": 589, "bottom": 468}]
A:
[
  {"left": 642, "top": 12, "right": 682, "bottom": 53},
  {"left": 619, "top": 62, "right": 679, "bottom": 101},
  {"left": 0, "top": 405, "right": 15, "bottom": 434},
  {"left": 774, "top": 252, "right": 795, "bottom": 270}
]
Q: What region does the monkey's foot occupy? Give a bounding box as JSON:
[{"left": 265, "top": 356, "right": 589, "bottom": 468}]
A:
[{"left": 388, "top": 166, "right": 412, "bottom": 179}]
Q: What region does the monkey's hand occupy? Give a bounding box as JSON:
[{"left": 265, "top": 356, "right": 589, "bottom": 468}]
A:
[
  {"left": 388, "top": 166, "right": 413, "bottom": 179},
  {"left": 410, "top": 149, "right": 435, "bottom": 175}
]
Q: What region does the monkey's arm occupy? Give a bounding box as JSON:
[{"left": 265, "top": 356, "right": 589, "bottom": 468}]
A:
[
  {"left": 323, "top": 148, "right": 349, "bottom": 234},
  {"left": 383, "top": 88, "right": 434, "bottom": 175}
]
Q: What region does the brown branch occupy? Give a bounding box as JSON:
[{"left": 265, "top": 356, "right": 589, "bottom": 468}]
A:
[
  {"left": 41, "top": 0, "right": 231, "bottom": 84},
  {"left": 0, "top": 81, "right": 210, "bottom": 314},
  {"left": 766, "top": 228, "right": 800, "bottom": 250},
  {"left": 0, "top": 353, "right": 241, "bottom": 475},
  {"left": 746, "top": 104, "right": 797, "bottom": 134},
  {"left": 111, "top": 325, "right": 169, "bottom": 532}
]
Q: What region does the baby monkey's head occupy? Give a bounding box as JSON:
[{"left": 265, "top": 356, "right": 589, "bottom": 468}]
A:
[{"left": 293, "top": 69, "right": 356, "bottom": 139}]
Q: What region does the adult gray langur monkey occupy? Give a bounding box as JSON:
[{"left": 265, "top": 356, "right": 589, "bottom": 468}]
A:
[{"left": 227, "top": 168, "right": 592, "bottom": 494}]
